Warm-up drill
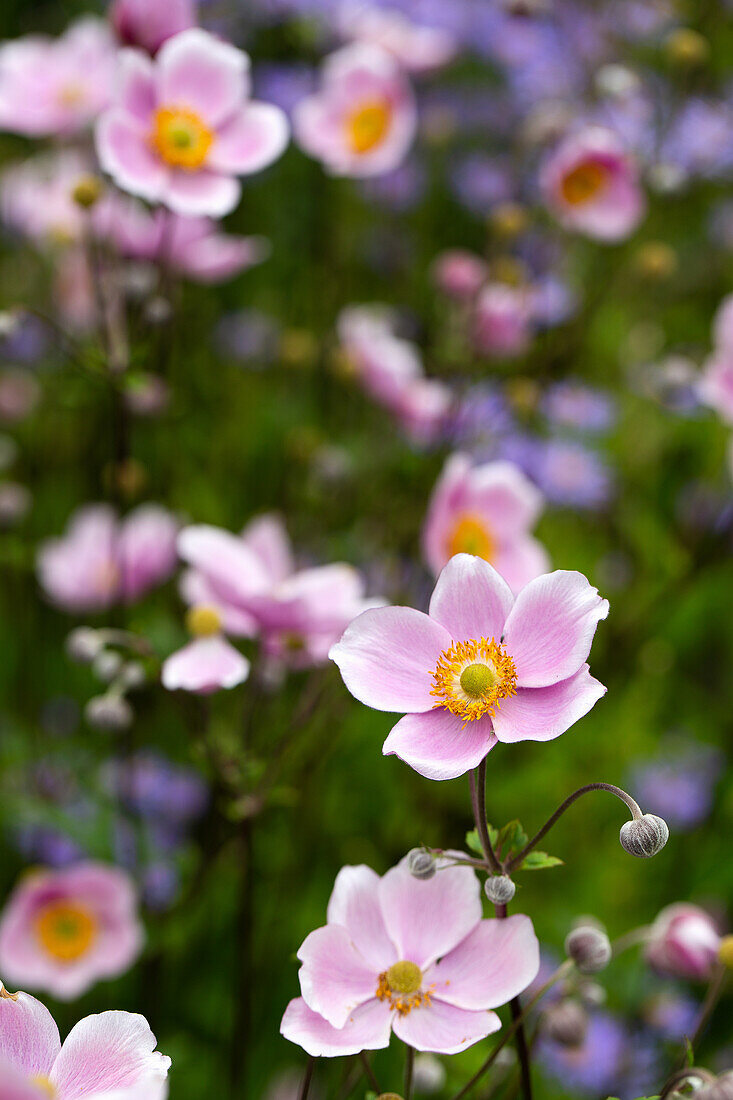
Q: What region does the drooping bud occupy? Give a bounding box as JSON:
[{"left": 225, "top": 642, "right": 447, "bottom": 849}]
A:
[
  {"left": 85, "top": 694, "right": 133, "bottom": 731},
  {"left": 645, "top": 903, "right": 721, "bottom": 981},
  {"left": 65, "top": 627, "right": 104, "bottom": 664},
  {"left": 619, "top": 814, "right": 669, "bottom": 857},
  {"left": 407, "top": 848, "right": 436, "bottom": 880},
  {"left": 120, "top": 661, "right": 146, "bottom": 689},
  {"left": 698, "top": 1073, "right": 733, "bottom": 1100},
  {"left": 565, "top": 923, "right": 612, "bottom": 974},
  {"left": 93, "top": 649, "right": 123, "bottom": 683},
  {"left": 484, "top": 875, "right": 516, "bottom": 905},
  {"left": 541, "top": 1000, "right": 588, "bottom": 1047}
]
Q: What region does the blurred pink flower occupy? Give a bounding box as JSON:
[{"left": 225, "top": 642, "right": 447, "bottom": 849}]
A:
[
  {"left": 0, "top": 863, "right": 143, "bottom": 1000},
  {"left": 37, "top": 504, "right": 179, "bottom": 613},
  {"left": 645, "top": 904, "right": 722, "bottom": 982},
  {"left": 699, "top": 352, "right": 733, "bottom": 426},
  {"left": 423, "top": 455, "right": 549, "bottom": 591},
  {"left": 0, "top": 368, "right": 40, "bottom": 423},
  {"left": 111, "top": 0, "right": 198, "bottom": 55},
  {"left": 541, "top": 127, "right": 646, "bottom": 242},
  {"left": 294, "top": 44, "right": 416, "bottom": 178},
  {"left": 96, "top": 29, "right": 289, "bottom": 216},
  {"left": 330, "top": 554, "right": 608, "bottom": 780},
  {"left": 0, "top": 19, "right": 116, "bottom": 137},
  {"left": 2, "top": 153, "right": 92, "bottom": 246},
  {"left": 431, "top": 249, "right": 488, "bottom": 301},
  {"left": 713, "top": 293, "right": 733, "bottom": 351},
  {"left": 0, "top": 985, "right": 169, "bottom": 1097},
  {"left": 338, "top": 2, "right": 457, "bottom": 73},
  {"left": 281, "top": 857, "right": 539, "bottom": 1056},
  {"left": 473, "top": 283, "right": 533, "bottom": 358}
]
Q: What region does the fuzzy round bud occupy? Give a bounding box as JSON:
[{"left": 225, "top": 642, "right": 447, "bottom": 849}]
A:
[
  {"left": 484, "top": 875, "right": 516, "bottom": 905},
  {"left": 407, "top": 849, "right": 436, "bottom": 880},
  {"left": 120, "top": 661, "right": 146, "bottom": 690},
  {"left": 698, "top": 1073, "right": 733, "bottom": 1100},
  {"left": 85, "top": 694, "right": 133, "bottom": 731},
  {"left": 541, "top": 1000, "right": 588, "bottom": 1047},
  {"left": 93, "top": 650, "right": 123, "bottom": 683},
  {"left": 72, "top": 175, "right": 103, "bottom": 209},
  {"left": 65, "top": 627, "right": 104, "bottom": 664},
  {"left": 565, "top": 924, "right": 612, "bottom": 974},
  {"left": 619, "top": 814, "right": 669, "bottom": 858},
  {"left": 718, "top": 935, "right": 733, "bottom": 970}
]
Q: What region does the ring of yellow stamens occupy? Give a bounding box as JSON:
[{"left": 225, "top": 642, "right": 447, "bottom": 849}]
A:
[
  {"left": 346, "top": 99, "right": 392, "bottom": 154},
  {"left": 186, "top": 604, "right": 222, "bottom": 637},
  {"left": 376, "top": 959, "right": 432, "bottom": 1016},
  {"left": 431, "top": 637, "right": 517, "bottom": 721},
  {"left": 151, "top": 106, "right": 214, "bottom": 169},
  {"left": 34, "top": 901, "right": 96, "bottom": 962},
  {"left": 447, "top": 513, "right": 496, "bottom": 562},
  {"left": 560, "top": 159, "right": 609, "bottom": 206}
]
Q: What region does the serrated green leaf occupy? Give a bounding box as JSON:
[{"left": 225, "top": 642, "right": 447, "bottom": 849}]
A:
[
  {"left": 497, "top": 819, "right": 528, "bottom": 858},
  {"left": 519, "top": 850, "right": 564, "bottom": 870},
  {"left": 465, "top": 829, "right": 483, "bottom": 856}
]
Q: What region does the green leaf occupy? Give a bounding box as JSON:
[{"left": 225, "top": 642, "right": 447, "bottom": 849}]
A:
[
  {"left": 496, "top": 819, "right": 528, "bottom": 859},
  {"left": 465, "top": 829, "right": 483, "bottom": 856},
  {"left": 519, "top": 850, "right": 564, "bottom": 871}
]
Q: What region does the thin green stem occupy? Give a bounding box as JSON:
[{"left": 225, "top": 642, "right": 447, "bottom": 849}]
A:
[
  {"left": 469, "top": 760, "right": 501, "bottom": 874},
  {"left": 680, "top": 963, "right": 727, "bottom": 1068},
  {"left": 404, "top": 1044, "right": 415, "bottom": 1100},
  {"left": 298, "top": 1056, "right": 316, "bottom": 1100},
  {"left": 358, "top": 1051, "right": 380, "bottom": 1093}
]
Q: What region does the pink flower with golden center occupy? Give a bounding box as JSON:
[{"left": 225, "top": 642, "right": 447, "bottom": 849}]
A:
[
  {"left": 95, "top": 29, "right": 289, "bottom": 217},
  {"left": 329, "top": 554, "right": 608, "bottom": 781},
  {"left": 281, "top": 858, "right": 539, "bottom": 1056},
  {"left": 423, "top": 455, "right": 549, "bottom": 592},
  {"left": 0, "top": 864, "right": 143, "bottom": 1001},
  {"left": 0, "top": 984, "right": 169, "bottom": 1098},
  {"left": 645, "top": 904, "right": 723, "bottom": 982},
  {"left": 540, "top": 127, "right": 646, "bottom": 242},
  {"left": 294, "top": 44, "right": 417, "bottom": 178}
]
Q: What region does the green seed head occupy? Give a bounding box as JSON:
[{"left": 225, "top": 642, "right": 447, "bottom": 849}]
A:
[{"left": 460, "top": 662, "right": 496, "bottom": 697}]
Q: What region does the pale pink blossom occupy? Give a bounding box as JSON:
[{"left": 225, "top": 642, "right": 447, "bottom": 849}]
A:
[
  {"left": 540, "top": 127, "right": 646, "bottom": 242},
  {"left": 281, "top": 857, "right": 539, "bottom": 1056},
  {"left": 338, "top": 2, "right": 457, "bottom": 73},
  {"left": 431, "top": 250, "right": 488, "bottom": 301},
  {"left": 294, "top": 44, "right": 416, "bottom": 178},
  {"left": 1, "top": 153, "right": 92, "bottom": 246},
  {"left": 0, "top": 985, "right": 169, "bottom": 1097},
  {"left": 330, "top": 554, "right": 608, "bottom": 781},
  {"left": 473, "top": 283, "right": 533, "bottom": 358},
  {"left": 423, "top": 456, "right": 549, "bottom": 592},
  {"left": 0, "top": 19, "right": 116, "bottom": 137},
  {"left": 111, "top": 0, "right": 198, "bottom": 55},
  {"left": 645, "top": 904, "right": 722, "bottom": 982},
  {"left": 37, "top": 504, "right": 179, "bottom": 613},
  {"left": 698, "top": 352, "right": 733, "bottom": 426},
  {"left": 96, "top": 29, "right": 289, "bottom": 216},
  {"left": 0, "top": 864, "right": 143, "bottom": 1001}
]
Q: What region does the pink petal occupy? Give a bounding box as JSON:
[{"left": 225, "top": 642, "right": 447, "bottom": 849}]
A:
[
  {"left": 383, "top": 709, "right": 497, "bottom": 781},
  {"left": 0, "top": 992, "right": 60, "bottom": 1078},
  {"left": 428, "top": 555, "right": 513, "bottom": 643},
  {"left": 155, "top": 29, "right": 248, "bottom": 128},
  {"left": 50, "top": 1012, "right": 170, "bottom": 1099},
  {"left": 280, "top": 997, "right": 392, "bottom": 1058},
  {"left": 378, "top": 860, "right": 481, "bottom": 970},
  {"left": 208, "top": 103, "right": 289, "bottom": 175},
  {"left": 492, "top": 537, "right": 550, "bottom": 597},
  {"left": 298, "top": 925, "right": 378, "bottom": 1029},
  {"left": 392, "top": 1000, "right": 501, "bottom": 1055},
  {"left": 179, "top": 570, "right": 258, "bottom": 637},
  {"left": 468, "top": 461, "right": 544, "bottom": 534},
  {"left": 329, "top": 606, "right": 451, "bottom": 713},
  {"left": 161, "top": 636, "right": 250, "bottom": 694},
  {"left": 164, "top": 169, "right": 240, "bottom": 218},
  {"left": 502, "top": 570, "right": 608, "bottom": 687},
  {"left": 0, "top": 1058, "right": 49, "bottom": 1100},
  {"left": 117, "top": 50, "right": 155, "bottom": 124},
  {"left": 491, "top": 665, "right": 606, "bottom": 744},
  {"left": 96, "top": 111, "right": 168, "bottom": 203},
  {"left": 177, "top": 525, "right": 270, "bottom": 605},
  {"left": 326, "top": 866, "right": 397, "bottom": 972},
  {"left": 426, "top": 915, "right": 539, "bottom": 1010},
  {"left": 240, "top": 513, "right": 294, "bottom": 584}
]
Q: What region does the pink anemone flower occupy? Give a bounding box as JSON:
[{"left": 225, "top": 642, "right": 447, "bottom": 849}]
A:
[
  {"left": 473, "top": 283, "right": 533, "bottom": 358},
  {"left": 293, "top": 44, "right": 417, "bottom": 178},
  {"left": 0, "top": 984, "right": 169, "bottom": 1098},
  {"left": 0, "top": 863, "right": 143, "bottom": 1001},
  {"left": 329, "top": 554, "right": 608, "bottom": 781},
  {"left": 540, "top": 127, "right": 646, "bottom": 242},
  {"left": 699, "top": 352, "right": 733, "bottom": 426},
  {"left": 281, "top": 857, "right": 539, "bottom": 1056},
  {"left": 0, "top": 19, "right": 116, "bottom": 137},
  {"left": 645, "top": 904, "right": 723, "bottom": 982},
  {"left": 96, "top": 29, "right": 289, "bottom": 217},
  {"left": 423, "top": 456, "right": 549, "bottom": 592},
  {"left": 37, "top": 504, "right": 178, "bottom": 613},
  {"left": 111, "top": 0, "right": 198, "bottom": 56}
]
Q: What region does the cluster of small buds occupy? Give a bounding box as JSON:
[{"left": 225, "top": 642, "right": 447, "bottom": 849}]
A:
[
  {"left": 565, "top": 919, "right": 612, "bottom": 974},
  {"left": 66, "top": 627, "right": 151, "bottom": 732},
  {"left": 619, "top": 813, "right": 669, "bottom": 857}
]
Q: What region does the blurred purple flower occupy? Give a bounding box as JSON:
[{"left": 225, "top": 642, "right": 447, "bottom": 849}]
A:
[
  {"left": 542, "top": 381, "right": 616, "bottom": 433},
  {"left": 523, "top": 438, "right": 613, "bottom": 510},
  {"left": 449, "top": 153, "right": 513, "bottom": 217},
  {"left": 538, "top": 1010, "right": 628, "bottom": 1097},
  {"left": 629, "top": 743, "right": 722, "bottom": 831}
]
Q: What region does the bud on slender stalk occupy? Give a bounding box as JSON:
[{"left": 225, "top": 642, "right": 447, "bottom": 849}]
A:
[
  {"left": 542, "top": 999, "right": 588, "bottom": 1047},
  {"left": 619, "top": 813, "right": 669, "bottom": 857},
  {"left": 484, "top": 875, "right": 515, "bottom": 904},
  {"left": 565, "top": 923, "right": 612, "bottom": 974},
  {"left": 407, "top": 848, "right": 436, "bottom": 880},
  {"left": 85, "top": 694, "right": 133, "bottom": 731},
  {"left": 65, "top": 627, "right": 103, "bottom": 664},
  {"left": 93, "top": 650, "right": 123, "bottom": 683}
]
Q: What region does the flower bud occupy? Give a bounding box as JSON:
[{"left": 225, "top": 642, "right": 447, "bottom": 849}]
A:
[
  {"left": 413, "top": 1054, "right": 446, "bottom": 1095},
  {"left": 541, "top": 1000, "right": 588, "bottom": 1047},
  {"left": 645, "top": 903, "right": 721, "bottom": 981},
  {"left": 619, "top": 813, "right": 669, "bottom": 857},
  {"left": 698, "top": 1073, "right": 733, "bottom": 1100},
  {"left": 120, "top": 661, "right": 146, "bottom": 690},
  {"left": 484, "top": 875, "right": 516, "bottom": 905},
  {"left": 85, "top": 694, "right": 133, "bottom": 732},
  {"left": 72, "top": 175, "right": 103, "bottom": 209},
  {"left": 407, "top": 848, "right": 436, "bottom": 880},
  {"left": 565, "top": 923, "right": 612, "bottom": 974},
  {"left": 93, "top": 650, "right": 123, "bottom": 683},
  {"left": 717, "top": 935, "right": 733, "bottom": 970},
  {"left": 65, "top": 627, "right": 104, "bottom": 664}
]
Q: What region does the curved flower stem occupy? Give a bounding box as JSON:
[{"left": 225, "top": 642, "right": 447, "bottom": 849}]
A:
[
  {"left": 469, "top": 760, "right": 502, "bottom": 874},
  {"left": 678, "top": 963, "right": 728, "bottom": 1069},
  {"left": 506, "top": 783, "right": 643, "bottom": 873},
  {"left": 298, "top": 1056, "right": 316, "bottom": 1100},
  {"left": 404, "top": 1044, "right": 415, "bottom": 1100},
  {"left": 358, "top": 1051, "right": 380, "bottom": 1093}
]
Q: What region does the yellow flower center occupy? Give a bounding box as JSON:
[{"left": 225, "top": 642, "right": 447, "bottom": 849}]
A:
[
  {"left": 347, "top": 99, "right": 392, "bottom": 154},
  {"left": 560, "top": 160, "right": 609, "bottom": 206},
  {"left": 447, "top": 513, "right": 496, "bottom": 562},
  {"left": 151, "top": 106, "right": 214, "bottom": 169},
  {"left": 432, "top": 637, "right": 517, "bottom": 722},
  {"left": 35, "top": 901, "right": 97, "bottom": 962},
  {"left": 376, "top": 960, "right": 432, "bottom": 1015},
  {"left": 30, "top": 1077, "right": 57, "bottom": 1098},
  {"left": 58, "top": 83, "right": 85, "bottom": 108},
  {"left": 186, "top": 604, "right": 222, "bottom": 637}
]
